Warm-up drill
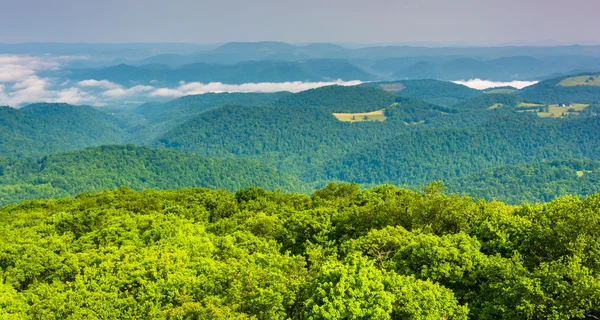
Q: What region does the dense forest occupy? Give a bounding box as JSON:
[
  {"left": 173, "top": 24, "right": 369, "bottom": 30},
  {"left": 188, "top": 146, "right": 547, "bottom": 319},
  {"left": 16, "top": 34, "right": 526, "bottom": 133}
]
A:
[
  {"left": 517, "top": 73, "right": 600, "bottom": 104},
  {"left": 1, "top": 76, "right": 600, "bottom": 206},
  {"left": 447, "top": 159, "right": 600, "bottom": 204},
  {"left": 0, "top": 103, "right": 128, "bottom": 158},
  {"left": 2, "top": 184, "right": 600, "bottom": 319},
  {"left": 362, "top": 79, "right": 484, "bottom": 106},
  {"left": 0, "top": 145, "right": 309, "bottom": 206}
]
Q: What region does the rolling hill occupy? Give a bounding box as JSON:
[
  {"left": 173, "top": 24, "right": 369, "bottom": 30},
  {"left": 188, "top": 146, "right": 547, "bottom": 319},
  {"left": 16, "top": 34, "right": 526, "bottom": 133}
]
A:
[
  {"left": 517, "top": 73, "right": 600, "bottom": 104},
  {"left": 125, "top": 92, "right": 292, "bottom": 142},
  {"left": 361, "top": 79, "right": 483, "bottom": 106},
  {"left": 0, "top": 103, "right": 128, "bottom": 158},
  {"left": 0, "top": 145, "right": 309, "bottom": 206},
  {"left": 322, "top": 115, "right": 600, "bottom": 186},
  {"left": 447, "top": 159, "right": 600, "bottom": 204}
]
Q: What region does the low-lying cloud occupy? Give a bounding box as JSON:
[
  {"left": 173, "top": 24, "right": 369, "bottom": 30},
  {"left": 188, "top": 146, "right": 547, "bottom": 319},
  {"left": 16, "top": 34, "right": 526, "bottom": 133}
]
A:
[
  {"left": 149, "top": 80, "right": 364, "bottom": 98},
  {"left": 77, "top": 79, "right": 120, "bottom": 90},
  {"left": 452, "top": 79, "right": 538, "bottom": 90},
  {"left": 0, "top": 55, "right": 94, "bottom": 107}
]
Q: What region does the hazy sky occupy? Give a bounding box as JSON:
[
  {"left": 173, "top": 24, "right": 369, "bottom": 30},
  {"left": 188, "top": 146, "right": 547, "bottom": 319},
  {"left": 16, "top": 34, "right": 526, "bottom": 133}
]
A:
[{"left": 1, "top": 0, "right": 599, "bottom": 45}]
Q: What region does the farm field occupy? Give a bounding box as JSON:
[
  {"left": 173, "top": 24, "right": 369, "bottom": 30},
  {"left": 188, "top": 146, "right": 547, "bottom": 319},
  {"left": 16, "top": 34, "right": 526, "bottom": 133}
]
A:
[
  {"left": 558, "top": 75, "right": 600, "bottom": 87},
  {"left": 538, "top": 103, "right": 589, "bottom": 118},
  {"left": 333, "top": 109, "right": 387, "bottom": 122},
  {"left": 517, "top": 102, "right": 589, "bottom": 117}
]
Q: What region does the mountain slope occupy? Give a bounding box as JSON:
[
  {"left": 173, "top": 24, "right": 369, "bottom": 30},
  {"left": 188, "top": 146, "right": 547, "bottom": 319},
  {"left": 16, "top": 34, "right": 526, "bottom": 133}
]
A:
[
  {"left": 0, "top": 145, "right": 309, "bottom": 206},
  {"left": 362, "top": 79, "right": 483, "bottom": 106},
  {"left": 517, "top": 73, "right": 600, "bottom": 103},
  {"left": 323, "top": 114, "right": 600, "bottom": 185},
  {"left": 447, "top": 159, "right": 600, "bottom": 204},
  {"left": 0, "top": 103, "right": 128, "bottom": 158}
]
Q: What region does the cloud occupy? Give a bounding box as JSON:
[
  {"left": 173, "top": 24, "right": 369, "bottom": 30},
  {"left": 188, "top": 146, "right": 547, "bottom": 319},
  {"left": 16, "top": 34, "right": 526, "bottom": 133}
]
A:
[
  {"left": 77, "top": 79, "right": 120, "bottom": 89},
  {"left": 452, "top": 79, "right": 538, "bottom": 90},
  {"left": 149, "top": 80, "right": 363, "bottom": 98},
  {"left": 0, "top": 55, "right": 95, "bottom": 107},
  {"left": 103, "top": 85, "right": 154, "bottom": 97},
  {"left": 0, "top": 56, "right": 362, "bottom": 108}
]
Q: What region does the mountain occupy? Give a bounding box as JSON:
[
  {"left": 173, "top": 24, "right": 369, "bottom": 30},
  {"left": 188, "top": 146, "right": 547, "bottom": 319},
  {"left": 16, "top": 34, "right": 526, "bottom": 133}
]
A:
[
  {"left": 517, "top": 72, "right": 600, "bottom": 103},
  {"left": 361, "top": 79, "right": 484, "bottom": 106},
  {"left": 447, "top": 159, "right": 600, "bottom": 204},
  {"left": 153, "top": 86, "right": 519, "bottom": 181},
  {"left": 322, "top": 115, "right": 600, "bottom": 185},
  {"left": 68, "top": 59, "right": 376, "bottom": 87},
  {"left": 0, "top": 103, "right": 128, "bottom": 158},
  {"left": 126, "top": 92, "right": 292, "bottom": 143},
  {"left": 385, "top": 56, "right": 600, "bottom": 81},
  {"left": 0, "top": 145, "right": 309, "bottom": 206},
  {"left": 275, "top": 85, "right": 396, "bottom": 111}
]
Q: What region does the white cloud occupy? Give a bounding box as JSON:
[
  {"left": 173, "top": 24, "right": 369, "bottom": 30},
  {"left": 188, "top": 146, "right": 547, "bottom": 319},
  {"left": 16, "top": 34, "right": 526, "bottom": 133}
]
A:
[
  {"left": 149, "top": 80, "right": 363, "bottom": 98},
  {"left": 452, "top": 79, "right": 538, "bottom": 90},
  {"left": 103, "top": 85, "right": 154, "bottom": 98},
  {"left": 0, "top": 55, "right": 95, "bottom": 107},
  {"left": 77, "top": 79, "right": 120, "bottom": 89}
]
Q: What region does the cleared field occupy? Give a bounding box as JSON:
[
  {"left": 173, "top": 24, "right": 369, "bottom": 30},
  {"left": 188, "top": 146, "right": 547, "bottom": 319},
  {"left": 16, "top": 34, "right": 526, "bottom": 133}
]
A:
[
  {"left": 538, "top": 104, "right": 589, "bottom": 118},
  {"left": 516, "top": 103, "right": 589, "bottom": 118},
  {"left": 488, "top": 103, "right": 504, "bottom": 109},
  {"left": 558, "top": 75, "right": 600, "bottom": 87},
  {"left": 333, "top": 109, "right": 387, "bottom": 122},
  {"left": 379, "top": 83, "right": 406, "bottom": 92}
]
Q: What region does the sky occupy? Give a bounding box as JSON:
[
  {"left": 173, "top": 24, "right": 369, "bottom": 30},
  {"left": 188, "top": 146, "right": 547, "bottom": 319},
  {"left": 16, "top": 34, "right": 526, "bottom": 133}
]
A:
[{"left": 1, "top": 0, "right": 599, "bottom": 45}]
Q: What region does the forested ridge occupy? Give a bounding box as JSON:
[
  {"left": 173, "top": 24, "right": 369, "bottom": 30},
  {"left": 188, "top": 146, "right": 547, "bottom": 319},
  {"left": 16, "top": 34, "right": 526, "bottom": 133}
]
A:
[
  {"left": 0, "top": 145, "right": 309, "bottom": 206},
  {"left": 1, "top": 77, "right": 600, "bottom": 206},
  {"left": 447, "top": 159, "right": 600, "bottom": 204},
  {"left": 2, "top": 184, "right": 600, "bottom": 319},
  {"left": 0, "top": 103, "right": 128, "bottom": 158}
]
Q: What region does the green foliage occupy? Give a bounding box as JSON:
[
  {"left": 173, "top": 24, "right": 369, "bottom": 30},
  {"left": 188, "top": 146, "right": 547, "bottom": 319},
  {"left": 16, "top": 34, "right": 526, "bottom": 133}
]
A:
[
  {"left": 0, "top": 145, "right": 310, "bottom": 206},
  {"left": 0, "top": 104, "right": 128, "bottom": 158},
  {"left": 362, "top": 79, "right": 484, "bottom": 106},
  {"left": 448, "top": 159, "right": 600, "bottom": 204},
  {"left": 3, "top": 184, "right": 600, "bottom": 318},
  {"left": 517, "top": 73, "right": 600, "bottom": 104},
  {"left": 276, "top": 85, "right": 396, "bottom": 112},
  {"left": 453, "top": 93, "right": 520, "bottom": 110},
  {"left": 324, "top": 115, "right": 600, "bottom": 186}
]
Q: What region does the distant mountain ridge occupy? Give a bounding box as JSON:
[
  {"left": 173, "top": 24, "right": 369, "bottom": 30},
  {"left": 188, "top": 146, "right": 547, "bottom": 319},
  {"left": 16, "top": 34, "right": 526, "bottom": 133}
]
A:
[{"left": 67, "top": 59, "right": 377, "bottom": 86}]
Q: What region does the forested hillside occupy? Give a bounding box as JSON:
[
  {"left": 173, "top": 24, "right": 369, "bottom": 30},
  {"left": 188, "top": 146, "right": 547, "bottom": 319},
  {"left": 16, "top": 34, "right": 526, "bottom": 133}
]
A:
[
  {"left": 362, "top": 79, "right": 484, "bottom": 106},
  {"left": 0, "top": 145, "right": 309, "bottom": 206},
  {"left": 0, "top": 103, "right": 128, "bottom": 158},
  {"left": 2, "top": 184, "right": 600, "bottom": 319},
  {"left": 324, "top": 115, "right": 600, "bottom": 185},
  {"left": 447, "top": 159, "right": 600, "bottom": 204},
  {"left": 517, "top": 73, "right": 600, "bottom": 104},
  {"left": 2, "top": 76, "right": 599, "bottom": 206},
  {"left": 123, "top": 92, "right": 291, "bottom": 142}
]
